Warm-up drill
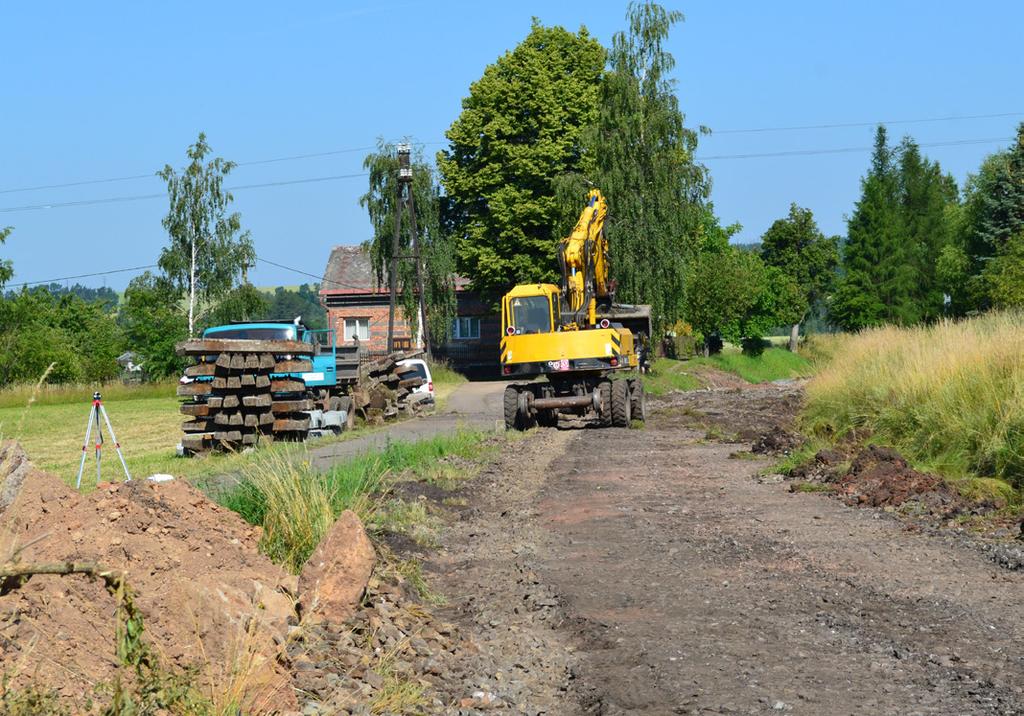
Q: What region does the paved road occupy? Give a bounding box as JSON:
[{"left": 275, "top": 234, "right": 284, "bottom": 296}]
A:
[{"left": 309, "top": 380, "right": 508, "bottom": 470}]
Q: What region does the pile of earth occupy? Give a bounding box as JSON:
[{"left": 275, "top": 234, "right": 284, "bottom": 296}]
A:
[
  {"left": 0, "top": 441, "right": 297, "bottom": 712},
  {"left": 835, "top": 445, "right": 956, "bottom": 509}
]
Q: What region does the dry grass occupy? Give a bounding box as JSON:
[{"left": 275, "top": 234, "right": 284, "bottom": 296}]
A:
[{"left": 803, "top": 311, "right": 1024, "bottom": 489}]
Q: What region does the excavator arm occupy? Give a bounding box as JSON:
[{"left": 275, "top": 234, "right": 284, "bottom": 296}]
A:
[{"left": 559, "top": 189, "right": 611, "bottom": 328}]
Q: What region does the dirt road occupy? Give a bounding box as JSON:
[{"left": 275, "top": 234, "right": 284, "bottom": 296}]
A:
[
  {"left": 309, "top": 381, "right": 508, "bottom": 470},
  {"left": 428, "top": 384, "right": 1024, "bottom": 715}
]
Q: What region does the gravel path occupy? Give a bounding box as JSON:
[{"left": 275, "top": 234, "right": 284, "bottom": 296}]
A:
[{"left": 427, "top": 385, "right": 1024, "bottom": 715}]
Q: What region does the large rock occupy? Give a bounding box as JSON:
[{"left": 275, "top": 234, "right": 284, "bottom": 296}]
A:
[
  {"left": 299, "top": 510, "right": 376, "bottom": 623},
  {"left": 0, "top": 441, "right": 35, "bottom": 514}
]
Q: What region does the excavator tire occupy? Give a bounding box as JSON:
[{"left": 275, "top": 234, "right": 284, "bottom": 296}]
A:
[
  {"left": 629, "top": 378, "right": 647, "bottom": 422},
  {"left": 504, "top": 385, "right": 521, "bottom": 431},
  {"left": 597, "top": 380, "right": 613, "bottom": 427},
  {"left": 537, "top": 408, "right": 559, "bottom": 428},
  {"left": 611, "top": 379, "right": 631, "bottom": 427}
]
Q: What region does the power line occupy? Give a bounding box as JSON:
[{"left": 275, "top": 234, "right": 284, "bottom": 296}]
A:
[
  {"left": 257, "top": 255, "right": 373, "bottom": 292},
  {"left": 0, "top": 172, "right": 370, "bottom": 214},
  {"left": 712, "top": 111, "right": 1024, "bottom": 135},
  {"left": 6, "top": 264, "right": 159, "bottom": 289},
  {"left": 0, "top": 140, "right": 446, "bottom": 196},
  {"left": 696, "top": 135, "right": 1013, "bottom": 160}
]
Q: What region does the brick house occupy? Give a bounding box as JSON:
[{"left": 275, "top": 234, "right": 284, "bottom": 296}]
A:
[{"left": 319, "top": 246, "right": 500, "bottom": 374}]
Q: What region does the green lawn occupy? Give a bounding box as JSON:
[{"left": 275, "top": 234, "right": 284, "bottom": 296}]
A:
[{"left": 689, "top": 347, "right": 813, "bottom": 383}]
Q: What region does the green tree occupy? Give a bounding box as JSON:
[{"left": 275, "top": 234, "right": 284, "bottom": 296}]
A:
[
  {"left": 947, "top": 124, "right": 1024, "bottom": 312},
  {"left": 986, "top": 231, "right": 1024, "bottom": 308},
  {"left": 760, "top": 204, "right": 839, "bottom": 351},
  {"left": 158, "top": 132, "right": 255, "bottom": 337},
  {"left": 201, "top": 283, "right": 269, "bottom": 329},
  {"left": 831, "top": 126, "right": 912, "bottom": 330},
  {"left": 0, "top": 288, "right": 124, "bottom": 385},
  {"left": 118, "top": 272, "right": 188, "bottom": 380},
  {"left": 896, "top": 138, "right": 959, "bottom": 321},
  {"left": 362, "top": 141, "right": 456, "bottom": 346},
  {"left": 585, "top": 2, "right": 710, "bottom": 331},
  {"left": 437, "top": 20, "right": 605, "bottom": 305},
  {"left": 258, "top": 284, "right": 327, "bottom": 329},
  {"left": 0, "top": 227, "right": 12, "bottom": 290}
]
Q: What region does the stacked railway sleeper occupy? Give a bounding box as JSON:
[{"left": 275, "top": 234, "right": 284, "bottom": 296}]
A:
[{"left": 175, "top": 338, "right": 350, "bottom": 455}]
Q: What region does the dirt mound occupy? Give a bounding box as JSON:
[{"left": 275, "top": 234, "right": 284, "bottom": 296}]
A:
[
  {"left": 752, "top": 426, "right": 802, "bottom": 455},
  {"left": 0, "top": 443, "right": 297, "bottom": 712},
  {"left": 790, "top": 448, "right": 846, "bottom": 481},
  {"left": 836, "top": 445, "right": 954, "bottom": 508}
]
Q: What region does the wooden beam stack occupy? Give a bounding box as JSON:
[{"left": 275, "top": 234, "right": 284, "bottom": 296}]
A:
[{"left": 175, "top": 338, "right": 316, "bottom": 454}]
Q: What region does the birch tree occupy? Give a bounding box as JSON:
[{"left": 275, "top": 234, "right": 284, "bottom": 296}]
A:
[{"left": 158, "top": 133, "right": 254, "bottom": 337}]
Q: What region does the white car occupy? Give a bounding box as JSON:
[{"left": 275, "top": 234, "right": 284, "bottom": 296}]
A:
[{"left": 396, "top": 358, "right": 435, "bottom": 403}]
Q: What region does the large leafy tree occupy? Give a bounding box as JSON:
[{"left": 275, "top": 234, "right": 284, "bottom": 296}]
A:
[
  {"left": 361, "top": 141, "right": 456, "bottom": 346},
  {"left": 943, "top": 123, "right": 1024, "bottom": 312},
  {"left": 585, "top": 2, "right": 710, "bottom": 331},
  {"left": 438, "top": 20, "right": 605, "bottom": 305},
  {"left": 158, "top": 133, "right": 255, "bottom": 337},
  {"left": 760, "top": 204, "right": 839, "bottom": 350},
  {"left": 118, "top": 272, "right": 188, "bottom": 380}
]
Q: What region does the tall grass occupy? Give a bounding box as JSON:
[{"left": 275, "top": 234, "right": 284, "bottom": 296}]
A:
[
  {"left": 218, "top": 431, "right": 487, "bottom": 573},
  {"left": 803, "top": 312, "right": 1024, "bottom": 487}
]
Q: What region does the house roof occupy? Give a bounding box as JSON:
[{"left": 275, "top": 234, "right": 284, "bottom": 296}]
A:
[{"left": 320, "top": 244, "right": 471, "bottom": 295}]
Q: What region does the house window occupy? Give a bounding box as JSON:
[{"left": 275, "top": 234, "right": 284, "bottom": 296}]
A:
[
  {"left": 452, "top": 316, "right": 480, "bottom": 340},
  {"left": 343, "top": 317, "right": 370, "bottom": 342}
]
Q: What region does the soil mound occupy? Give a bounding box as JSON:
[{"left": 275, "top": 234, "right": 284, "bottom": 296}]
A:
[
  {"left": 836, "top": 445, "right": 953, "bottom": 508},
  {"left": 0, "top": 443, "right": 296, "bottom": 712}
]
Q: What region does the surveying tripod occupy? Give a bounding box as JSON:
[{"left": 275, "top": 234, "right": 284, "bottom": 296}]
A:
[{"left": 75, "top": 391, "right": 131, "bottom": 489}]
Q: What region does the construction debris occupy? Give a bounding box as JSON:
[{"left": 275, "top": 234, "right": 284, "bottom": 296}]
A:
[{"left": 350, "top": 350, "right": 434, "bottom": 425}]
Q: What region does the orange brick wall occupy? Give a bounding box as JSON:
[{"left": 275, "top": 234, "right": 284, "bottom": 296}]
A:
[{"left": 328, "top": 305, "right": 413, "bottom": 352}]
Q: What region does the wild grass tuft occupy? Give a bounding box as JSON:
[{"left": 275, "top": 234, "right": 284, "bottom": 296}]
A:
[
  {"left": 802, "top": 311, "right": 1024, "bottom": 489},
  {"left": 218, "top": 431, "right": 489, "bottom": 573}
]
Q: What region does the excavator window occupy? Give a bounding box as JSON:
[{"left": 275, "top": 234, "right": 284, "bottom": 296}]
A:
[{"left": 510, "top": 296, "right": 552, "bottom": 334}]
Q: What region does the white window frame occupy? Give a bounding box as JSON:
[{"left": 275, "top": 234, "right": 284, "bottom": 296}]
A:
[
  {"left": 343, "top": 317, "right": 370, "bottom": 342},
  {"left": 451, "top": 316, "right": 481, "bottom": 340}
]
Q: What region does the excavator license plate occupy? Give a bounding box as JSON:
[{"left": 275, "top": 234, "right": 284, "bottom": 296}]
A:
[{"left": 548, "top": 359, "right": 569, "bottom": 371}]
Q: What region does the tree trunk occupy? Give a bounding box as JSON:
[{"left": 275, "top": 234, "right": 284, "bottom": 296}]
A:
[
  {"left": 788, "top": 322, "right": 800, "bottom": 353},
  {"left": 188, "top": 237, "right": 197, "bottom": 338}
]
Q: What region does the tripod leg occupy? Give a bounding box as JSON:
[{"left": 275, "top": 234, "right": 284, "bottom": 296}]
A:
[
  {"left": 99, "top": 405, "right": 132, "bottom": 482},
  {"left": 95, "top": 409, "right": 103, "bottom": 486},
  {"left": 75, "top": 406, "right": 95, "bottom": 489}
]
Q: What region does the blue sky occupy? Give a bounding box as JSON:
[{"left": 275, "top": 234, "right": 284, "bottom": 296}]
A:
[{"left": 2, "top": 1, "right": 1022, "bottom": 290}]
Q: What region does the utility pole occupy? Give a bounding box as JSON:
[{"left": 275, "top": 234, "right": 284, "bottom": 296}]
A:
[{"left": 386, "top": 143, "right": 432, "bottom": 357}]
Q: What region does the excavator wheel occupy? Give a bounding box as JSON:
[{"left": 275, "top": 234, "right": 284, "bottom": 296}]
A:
[
  {"left": 611, "top": 379, "right": 631, "bottom": 427},
  {"left": 503, "top": 385, "right": 520, "bottom": 430},
  {"left": 537, "top": 408, "right": 559, "bottom": 428},
  {"left": 629, "top": 378, "right": 646, "bottom": 423},
  {"left": 597, "top": 380, "right": 613, "bottom": 427}
]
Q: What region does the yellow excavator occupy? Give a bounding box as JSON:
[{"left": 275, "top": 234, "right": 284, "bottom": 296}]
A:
[{"left": 499, "top": 189, "right": 650, "bottom": 430}]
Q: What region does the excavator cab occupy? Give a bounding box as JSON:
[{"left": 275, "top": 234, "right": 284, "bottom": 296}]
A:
[{"left": 503, "top": 286, "right": 560, "bottom": 336}]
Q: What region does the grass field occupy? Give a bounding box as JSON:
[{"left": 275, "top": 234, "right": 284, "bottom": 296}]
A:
[
  {"left": 802, "top": 311, "right": 1024, "bottom": 493},
  {"left": 0, "top": 358, "right": 469, "bottom": 486}
]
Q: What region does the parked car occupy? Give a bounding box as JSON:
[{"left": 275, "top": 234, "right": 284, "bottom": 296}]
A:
[{"left": 396, "top": 358, "right": 435, "bottom": 404}]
